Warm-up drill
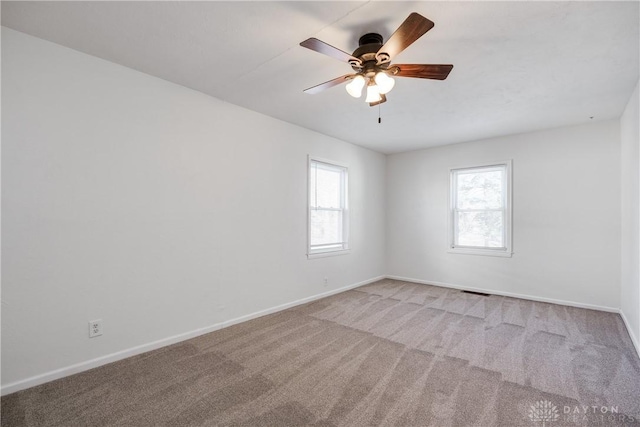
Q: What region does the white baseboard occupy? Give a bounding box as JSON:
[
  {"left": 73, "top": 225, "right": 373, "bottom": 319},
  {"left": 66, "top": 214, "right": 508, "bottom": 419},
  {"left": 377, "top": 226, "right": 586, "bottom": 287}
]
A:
[
  {"left": 385, "top": 275, "right": 620, "bottom": 313},
  {"left": 619, "top": 309, "right": 640, "bottom": 359},
  {"left": 0, "top": 275, "right": 384, "bottom": 396},
  {"left": 386, "top": 275, "right": 640, "bottom": 360},
  {"left": 218, "top": 275, "right": 385, "bottom": 329},
  {"left": 1, "top": 322, "right": 225, "bottom": 396},
  {"left": 6, "top": 273, "right": 633, "bottom": 395}
]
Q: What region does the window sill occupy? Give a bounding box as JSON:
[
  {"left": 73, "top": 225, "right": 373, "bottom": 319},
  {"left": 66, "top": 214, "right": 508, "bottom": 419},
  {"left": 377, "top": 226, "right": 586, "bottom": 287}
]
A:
[
  {"left": 307, "top": 249, "right": 351, "bottom": 259},
  {"left": 448, "top": 248, "right": 512, "bottom": 258}
]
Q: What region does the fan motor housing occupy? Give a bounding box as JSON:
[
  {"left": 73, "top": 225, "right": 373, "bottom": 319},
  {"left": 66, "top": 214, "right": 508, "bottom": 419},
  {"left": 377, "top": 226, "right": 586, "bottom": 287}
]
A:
[
  {"left": 351, "top": 33, "right": 390, "bottom": 73},
  {"left": 358, "top": 33, "right": 383, "bottom": 46}
]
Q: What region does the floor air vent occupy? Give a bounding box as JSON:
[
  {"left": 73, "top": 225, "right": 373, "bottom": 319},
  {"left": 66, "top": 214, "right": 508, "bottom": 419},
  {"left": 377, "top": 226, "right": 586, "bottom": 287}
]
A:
[{"left": 462, "top": 290, "right": 491, "bottom": 297}]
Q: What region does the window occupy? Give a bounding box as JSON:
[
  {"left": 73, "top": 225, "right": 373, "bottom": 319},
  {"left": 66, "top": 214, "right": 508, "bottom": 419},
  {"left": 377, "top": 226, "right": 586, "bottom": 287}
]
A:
[
  {"left": 449, "top": 161, "right": 512, "bottom": 257},
  {"left": 308, "top": 157, "right": 349, "bottom": 257}
]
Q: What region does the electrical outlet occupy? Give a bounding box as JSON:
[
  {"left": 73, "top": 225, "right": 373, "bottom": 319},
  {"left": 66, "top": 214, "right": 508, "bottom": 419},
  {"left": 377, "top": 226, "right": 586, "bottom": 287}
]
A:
[
  {"left": 323, "top": 277, "right": 329, "bottom": 286},
  {"left": 89, "top": 320, "right": 103, "bottom": 338}
]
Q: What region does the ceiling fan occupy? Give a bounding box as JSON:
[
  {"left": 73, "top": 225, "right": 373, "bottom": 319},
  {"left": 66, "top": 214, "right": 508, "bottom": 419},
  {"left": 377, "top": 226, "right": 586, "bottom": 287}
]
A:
[{"left": 300, "top": 13, "right": 453, "bottom": 107}]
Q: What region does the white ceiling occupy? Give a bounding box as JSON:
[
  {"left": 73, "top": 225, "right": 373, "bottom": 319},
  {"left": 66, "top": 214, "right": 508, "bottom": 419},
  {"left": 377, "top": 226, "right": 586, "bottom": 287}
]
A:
[{"left": 2, "top": 1, "right": 638, "bottom": 154}]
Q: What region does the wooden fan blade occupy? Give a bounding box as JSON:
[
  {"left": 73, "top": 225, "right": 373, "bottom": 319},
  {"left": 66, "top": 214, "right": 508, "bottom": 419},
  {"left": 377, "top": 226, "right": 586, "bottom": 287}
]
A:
[
  {"left": 393, "top": 64, "right": 453, "bottom": 80},
  {"left": 376, "top": 13, "right": 434, "bottom": 64},
  {"left": 369, "top": 93, "right": 387, "bottom": 107},
  {"left": 303, "top": 74, "right": 354, "bottom": 94},
  {"left": 300, "top": 38, "right": 362, "bottom": 65}
]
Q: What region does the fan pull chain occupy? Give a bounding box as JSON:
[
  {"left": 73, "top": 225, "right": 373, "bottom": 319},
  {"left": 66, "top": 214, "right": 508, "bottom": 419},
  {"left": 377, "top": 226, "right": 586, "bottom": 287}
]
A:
[{"left": 378, "top": 104, "right": 381, "bottom": 124}]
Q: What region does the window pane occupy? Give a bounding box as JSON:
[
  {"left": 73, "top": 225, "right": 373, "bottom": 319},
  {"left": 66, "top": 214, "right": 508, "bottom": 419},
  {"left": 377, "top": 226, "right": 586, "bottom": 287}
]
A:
[
  {"left": 311, "top": 210, "right": 343, "bottom": 246},
  {"left": 456, "top": 169, "right": 503, "bottom": 210},
  {"left": 310, "top": 166, "right": 317, "bottom": 208},
  {"left": 308, "top": 159, "right": 349, "bottom": 255},
  {"left": 456, "top": 211, "right": 504, "bottom": 248},
  {"left": 314, "top": 166, "right": 342, "bottom": 208}
]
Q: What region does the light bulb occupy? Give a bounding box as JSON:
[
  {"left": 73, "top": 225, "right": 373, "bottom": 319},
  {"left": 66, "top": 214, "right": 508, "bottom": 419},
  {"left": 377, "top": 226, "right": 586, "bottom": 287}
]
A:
[
  {"left": 365, "top": 84, "right": 382, "bottom": 103},
  {"left": 345, "top": 75, "right": 365, "bottom": 98},
  {"left": 374, "top": 72, "right": 395, "bottom": 94}
]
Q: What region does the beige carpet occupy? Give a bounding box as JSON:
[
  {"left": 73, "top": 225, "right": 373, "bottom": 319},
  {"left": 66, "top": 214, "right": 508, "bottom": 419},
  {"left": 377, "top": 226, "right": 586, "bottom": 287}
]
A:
[{"left": 2, "top": 279, "right": 640, "bottom": 426}]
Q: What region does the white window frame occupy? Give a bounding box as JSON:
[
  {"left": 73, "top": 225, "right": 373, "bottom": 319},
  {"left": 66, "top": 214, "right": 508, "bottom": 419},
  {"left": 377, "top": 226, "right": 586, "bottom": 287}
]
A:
[
  {"left": 307, "top": 156, "right": 350, "bottom": 259},
  {"left": 448, "top": 160, "right": 512, "bottom": 257}
]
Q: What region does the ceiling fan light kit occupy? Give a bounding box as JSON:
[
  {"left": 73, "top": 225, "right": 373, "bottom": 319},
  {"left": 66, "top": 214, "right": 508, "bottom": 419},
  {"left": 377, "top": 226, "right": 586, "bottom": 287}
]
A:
[
  {"left": 300, "top": 12, "right": 453, "bottom": 107},
  {"left": 345, "top": 75, "right": 366, "bottom": 98},
  {"left": 374, "top": 72, "right": 395, "bottom": 94},
  {"left": 365, "top": 83, "right": 382, "bottom": 103},
  {"left": 345, "top": 69, "right": 393, "bottom": 99}
]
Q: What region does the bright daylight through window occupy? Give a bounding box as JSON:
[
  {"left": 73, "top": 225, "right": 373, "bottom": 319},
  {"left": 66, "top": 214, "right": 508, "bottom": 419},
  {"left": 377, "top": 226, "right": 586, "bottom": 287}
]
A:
[
  {"left": 308, "top": 158, "right": 349, "bottom": 257},
  {"left": 450, "top": 161, "right": 512, "bottom": 257}
]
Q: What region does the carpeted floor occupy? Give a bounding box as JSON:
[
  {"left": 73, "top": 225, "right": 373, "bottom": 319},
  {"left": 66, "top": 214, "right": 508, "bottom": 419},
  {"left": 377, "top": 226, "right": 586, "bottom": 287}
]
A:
[{"left": 2, "top": 279, "right": 640, "bottom": 426}]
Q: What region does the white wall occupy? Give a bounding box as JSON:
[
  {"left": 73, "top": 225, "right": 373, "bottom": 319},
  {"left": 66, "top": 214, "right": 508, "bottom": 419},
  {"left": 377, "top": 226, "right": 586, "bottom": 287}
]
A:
[
  {"left": 2, "top": 25, "right": 637, "bottom": 395},
  {"left": 387, "top": 120, "right": 621, "bottom": 310},
  {"left": 1, "top": 28, "right": 386, "bottom": 391},
  {"left": 621, "top": 80, "right": 640, "bottom": 352}
]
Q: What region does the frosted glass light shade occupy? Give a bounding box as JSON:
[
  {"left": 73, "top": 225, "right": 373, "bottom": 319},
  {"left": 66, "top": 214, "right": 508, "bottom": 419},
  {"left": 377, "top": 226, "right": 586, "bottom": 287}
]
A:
[
  {"left": 365, "top": 84, "right": 382, "bottom": 103},
  {"left": 374, "top": 72, "right": 395, "bottom": 94},
  {"left": 345, "top": 75, "right": 365, "bottom": 98}
]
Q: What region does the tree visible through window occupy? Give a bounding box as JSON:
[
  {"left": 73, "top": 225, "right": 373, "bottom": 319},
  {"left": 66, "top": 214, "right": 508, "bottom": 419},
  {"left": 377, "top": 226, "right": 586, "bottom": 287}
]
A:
[
  {"left": 450, "top": 162, "right": 511, "bottom": 255},
  {"left": 308, "top": 158, "right": 349, "bottom": 256}
]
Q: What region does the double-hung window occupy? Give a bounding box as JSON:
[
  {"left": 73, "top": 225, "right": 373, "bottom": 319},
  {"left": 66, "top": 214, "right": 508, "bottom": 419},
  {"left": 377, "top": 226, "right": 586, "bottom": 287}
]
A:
[
  {"left": 308, "top": 157, "right": 349, "bottom": 257},
  {"left": 449, "top": 161, "right": 512, "bottom": 257}
]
